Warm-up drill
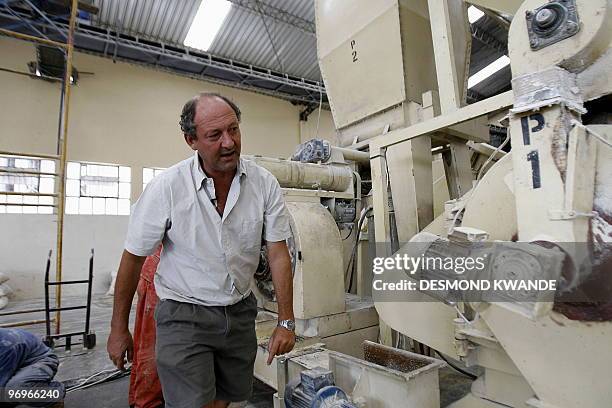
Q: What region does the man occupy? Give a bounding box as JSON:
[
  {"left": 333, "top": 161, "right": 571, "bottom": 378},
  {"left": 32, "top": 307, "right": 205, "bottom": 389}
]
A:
[
  {"left": 107, "top": 93, "right": 296, "bottom": 408},
  {"left": 0, "top": 328, "right": 65, "bottom": 407}
]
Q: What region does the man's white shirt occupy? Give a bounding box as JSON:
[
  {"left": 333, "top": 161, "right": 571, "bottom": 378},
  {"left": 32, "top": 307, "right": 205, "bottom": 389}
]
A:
[{"left": 125, "top": 152, "right": 291, "bottom": 306}]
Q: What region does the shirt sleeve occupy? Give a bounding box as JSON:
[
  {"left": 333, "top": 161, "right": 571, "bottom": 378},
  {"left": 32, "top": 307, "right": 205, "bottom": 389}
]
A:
[
  {"left": 124, "top": 176, "right": 171, "bottom": 256},
  {"left": 263, "top": 175, "right": 292, "bottom": 242}
]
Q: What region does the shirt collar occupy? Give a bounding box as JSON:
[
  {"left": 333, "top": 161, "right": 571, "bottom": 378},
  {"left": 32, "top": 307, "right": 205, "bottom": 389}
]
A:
[{"left": 192, "top": 152, "right": 247, "bottom": 190}]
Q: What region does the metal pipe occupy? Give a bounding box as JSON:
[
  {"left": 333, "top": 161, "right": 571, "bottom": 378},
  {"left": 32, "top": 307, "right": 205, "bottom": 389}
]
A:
[
  {"left": 0, "top": 318, "right": 54, "bottom": 328},
  {"left": 331, "top": 146, "right": 370, "bottom": 164},
  {"left": 45, "top": 250, "right": 52, "bottom": 340},
  {"left": 467, "top": 141, "right": 507, "bottom": 160},
  {"left": 243, "top": 156, "right": 353, "bottom": 192},
  {"left": 0, "top": 150, "right": 60, "bottom": 160},
  {"left": 54, "top": 0, "right": 78, "bottom": 335},
  {"left": 22, "top": 0, "right": 68, "bottom": 41},
  {"left": 0, "top": 308, "right": 46, "bottom": 317},
  {"left": 0, "top": 28, "right": 67, "bottom": 48},
  {"left": 85, "top": 249, "right": 94, "bottom": 335},
  {"left": 47, "top": 306, "right": 86, "bottom": 312},
  {"left": 47, "top": 330, "right": 84, "bottom": 339},
  {"left": 47, "top": 280, "right": 89, "bottom": 285}
]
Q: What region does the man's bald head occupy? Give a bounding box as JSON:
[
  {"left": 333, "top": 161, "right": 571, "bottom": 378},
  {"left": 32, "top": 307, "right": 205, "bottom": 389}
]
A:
[{"left": 179, "top": 92, "right": 241, "bottom": 139}]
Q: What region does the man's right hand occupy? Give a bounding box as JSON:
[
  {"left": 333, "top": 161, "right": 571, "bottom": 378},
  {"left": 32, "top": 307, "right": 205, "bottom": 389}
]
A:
[
  {"left": 107, "top": 250, "right": 146, "bottom": 371},
  {"left": 107, "top": 328, "right": 134, "bottom": 371}
]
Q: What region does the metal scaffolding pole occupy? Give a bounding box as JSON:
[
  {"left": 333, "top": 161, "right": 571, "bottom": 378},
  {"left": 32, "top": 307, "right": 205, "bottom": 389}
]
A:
[
  {"left": 54, "top": 0, "right": 79, "bottom": 335},
  {"left": 0, "top": 0, "right": 78, "bottom": 334},
  {"left": 0, "top": 27, "right": 67, "bottom": 48}
]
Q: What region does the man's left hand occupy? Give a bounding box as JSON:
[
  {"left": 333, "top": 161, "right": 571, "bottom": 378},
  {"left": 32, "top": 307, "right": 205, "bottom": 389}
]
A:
[{"left": 266, "top": 326, "right": 296, "bottom": 365}]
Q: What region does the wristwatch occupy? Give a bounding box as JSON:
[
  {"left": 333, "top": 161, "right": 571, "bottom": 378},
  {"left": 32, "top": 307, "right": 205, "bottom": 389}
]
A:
[{"left": 278, "top": 319, "right": 296, "bottom": 332}]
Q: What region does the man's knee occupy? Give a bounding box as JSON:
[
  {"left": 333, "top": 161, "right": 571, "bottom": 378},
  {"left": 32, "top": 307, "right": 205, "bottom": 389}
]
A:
[{"left": 6, "top": 353, "right": 59, "bottom": 387}]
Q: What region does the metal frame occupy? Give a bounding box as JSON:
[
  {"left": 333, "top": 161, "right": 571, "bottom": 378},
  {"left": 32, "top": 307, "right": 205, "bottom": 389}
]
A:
[
  {"left": 0, "top": 0, "right": 78, "bottom": 335},
  {"left": 227, "top": 0, "right": 316, "bottom": 36},
  {"left": 253, "top": 0, "right": 285, "bottom": 72},
  {"left": 470, "top": 25, "right": 507, "bottom": 55},
  {"left": 365, "top": 90, "right": 513, "bottom": 154},
  {"left": 428, "top": 0, "right": 473, "bottom": 114},
  {"left": 361, "top": 0, "right": 612, "bottom": 406},
  {"left": 43, "top": 249, "right": 96, "bottom": 350},
  {"left": 0, "top": 5, "right": 327, "bottom": 106}
]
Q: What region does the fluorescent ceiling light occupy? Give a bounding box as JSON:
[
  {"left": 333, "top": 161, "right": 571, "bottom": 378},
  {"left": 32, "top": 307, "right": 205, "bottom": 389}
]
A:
[
  {"left": 468, "top": 55, "right": 510, "bottom": 89},
  {"left": 468, "top": 5, "right": 485, "bottom": 24},
  {"left": 184, "top": 0, "right": 231, "bottom": 51}
]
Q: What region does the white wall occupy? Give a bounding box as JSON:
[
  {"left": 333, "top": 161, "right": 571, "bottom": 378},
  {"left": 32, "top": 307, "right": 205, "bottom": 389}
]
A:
[
  {"left": 0, "top": 215, "right": 126, "bottom": 299},
  {"left": 0, "top": 37, "right": 337, "bottom": 300}
]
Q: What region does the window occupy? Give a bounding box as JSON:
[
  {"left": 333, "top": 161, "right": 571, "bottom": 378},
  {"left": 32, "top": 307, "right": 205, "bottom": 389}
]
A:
[
  {"left": 0, "top": 155, "right": 55, "bottom": 214},
  {"left": 65, "top": 162, "right": 131, "bottom": 215},
  {"left": 142, "top": 167, "right": 166, "bottom": 192}
]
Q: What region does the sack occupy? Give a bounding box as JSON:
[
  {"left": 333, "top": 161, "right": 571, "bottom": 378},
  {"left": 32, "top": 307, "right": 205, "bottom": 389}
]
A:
[{"left": 0, "top": 283, "right": 13, "bottom": 297}]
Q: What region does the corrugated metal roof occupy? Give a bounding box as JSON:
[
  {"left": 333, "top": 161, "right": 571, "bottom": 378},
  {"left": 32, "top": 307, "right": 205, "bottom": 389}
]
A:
[
  {"left": 209, "top": 5, "right": 319, "bottom": 80},
  {"left": 92, "top": 0, "right": 200, "bottom": 44},
  {"left": 90, "top": 0, "right": 321, "bottom": 81},
  {"left": 88, "top": 0, "right": 507, "bottom": 97}
]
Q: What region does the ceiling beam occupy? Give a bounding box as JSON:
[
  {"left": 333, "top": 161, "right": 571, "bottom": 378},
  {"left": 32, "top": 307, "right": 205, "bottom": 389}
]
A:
[
  {"left": 226, "top": 0, "right": 315, "bottom": 36},
  {"left": 253, "top": 0, "right": 285, "bottom": 71},
  {"left": 470, "top": 25, "right": 507, "bottom": 55}
]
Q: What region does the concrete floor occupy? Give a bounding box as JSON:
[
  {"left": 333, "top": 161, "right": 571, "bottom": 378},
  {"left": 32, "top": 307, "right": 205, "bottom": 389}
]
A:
[{"left": 2, "top": 295, "right": 471, "bottom": 407}]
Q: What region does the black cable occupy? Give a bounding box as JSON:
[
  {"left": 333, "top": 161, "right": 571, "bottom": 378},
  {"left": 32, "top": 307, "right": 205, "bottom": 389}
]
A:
[
  {"left": 346, "top": 207, "right": 373, "bottom": 293},
  {"left": 435, "top": 352, "right": 477, "bottom": 380},
  {"left": 341, "top": 225, "right": 354, "bottom": 240}
]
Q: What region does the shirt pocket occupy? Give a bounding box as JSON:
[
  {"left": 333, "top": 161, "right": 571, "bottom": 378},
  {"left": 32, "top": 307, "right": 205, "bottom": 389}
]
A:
[{"left": 240, "top": 219, "right": 264, "bottom": 252}]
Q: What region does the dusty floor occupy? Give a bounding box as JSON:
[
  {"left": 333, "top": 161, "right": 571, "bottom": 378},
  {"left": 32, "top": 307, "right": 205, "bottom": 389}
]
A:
[{"left": 2, "top": 295, "right": 471, "bottom": 407}]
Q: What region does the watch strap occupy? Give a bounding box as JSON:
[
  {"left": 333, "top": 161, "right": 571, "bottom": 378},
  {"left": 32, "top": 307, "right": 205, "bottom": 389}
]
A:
[{"left": 278, "top": 319, "right": 295, "bottom": 332}]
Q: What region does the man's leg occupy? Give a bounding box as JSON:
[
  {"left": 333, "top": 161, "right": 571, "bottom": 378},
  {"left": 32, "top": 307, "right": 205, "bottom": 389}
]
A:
[
  {"left": 6, "top": 352, "right": 58, "bottom": 385},
  {"left": 212, "top": 294, "right": 258, "bottom": 405},
  {"left": 155, "top": 295, "right": 257, "bottom": 408},
  {"left": 5, "top": 352, "right": 65, "bottom": 407},
  {"left": 155, "top": 299, "right": 223, "bottom": 408}
]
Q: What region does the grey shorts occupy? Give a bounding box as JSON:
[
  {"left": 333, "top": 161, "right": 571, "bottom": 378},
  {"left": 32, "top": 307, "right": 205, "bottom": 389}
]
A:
[{"left": 154, "top": 293, "right": 258, "bottom": 408}]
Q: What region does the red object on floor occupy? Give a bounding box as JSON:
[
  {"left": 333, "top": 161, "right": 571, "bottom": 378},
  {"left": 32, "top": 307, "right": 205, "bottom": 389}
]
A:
[{"left": 128, "top": 247, "right": 163, "bottom": 408}]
